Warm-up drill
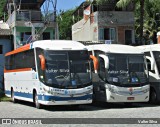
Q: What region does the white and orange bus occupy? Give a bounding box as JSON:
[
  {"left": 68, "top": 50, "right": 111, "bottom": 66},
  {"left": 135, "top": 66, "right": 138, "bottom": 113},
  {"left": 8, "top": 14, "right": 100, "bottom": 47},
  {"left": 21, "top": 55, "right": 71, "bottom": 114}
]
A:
[{"left": 4, "top": 40, "right": 93, "bottom": 108}]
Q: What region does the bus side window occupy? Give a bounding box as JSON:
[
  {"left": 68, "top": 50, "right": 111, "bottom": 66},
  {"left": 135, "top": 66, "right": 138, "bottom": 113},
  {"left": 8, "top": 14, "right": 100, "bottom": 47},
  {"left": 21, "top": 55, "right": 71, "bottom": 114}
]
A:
[
  {"left": 90, "top": 60, "right": 94, "bottom": 72},
  {"left": 5, "top": 56, "right": 13, "bottom": 70},
  {"left": 27, "top": 49, "right": 36, "bottom": 70},
  {"left": 36, "top": 48, "right": 45, "bottom": 81},
  {"left": 36, "top": 48, "right": 44, "bottom": 68},
  {"left": 146, "top": 59, "right": 151, "bottom": 71},
  {"left": 144, "top": 52, "right": 151, "bottom": 57},
  {"left": 98, "top": 57, "right": 106, "bottom": 81},
  {"left": 146, "top": 58, "right": 155, "bottom": 73}
]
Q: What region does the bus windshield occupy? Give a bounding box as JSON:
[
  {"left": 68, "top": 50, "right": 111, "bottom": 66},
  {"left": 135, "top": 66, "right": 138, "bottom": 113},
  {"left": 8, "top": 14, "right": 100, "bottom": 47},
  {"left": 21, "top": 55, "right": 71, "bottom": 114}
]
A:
[
  {"left": 107, "top": 54, "right": 148, "bottom": 87},
  {"left": 37, "top": 49, "right": 91, "bottom": 89}
]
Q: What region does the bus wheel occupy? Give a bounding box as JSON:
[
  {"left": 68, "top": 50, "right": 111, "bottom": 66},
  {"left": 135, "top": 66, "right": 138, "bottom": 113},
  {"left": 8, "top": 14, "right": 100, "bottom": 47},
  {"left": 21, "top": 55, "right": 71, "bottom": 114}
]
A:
[
  {"left": 34, "top": 92, "right": 41, "bottom": 109},
  {"left": 150, "top": 89, "right": 157, "bottom": 104},
  {"left": 11, "top": 89, "right": 17, "bottom": 103}
]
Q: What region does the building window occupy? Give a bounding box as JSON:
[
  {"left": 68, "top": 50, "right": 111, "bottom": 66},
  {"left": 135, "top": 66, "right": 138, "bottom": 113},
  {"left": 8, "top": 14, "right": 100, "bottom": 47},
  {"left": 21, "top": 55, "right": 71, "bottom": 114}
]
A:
[
  {"left": 125, "top": 30, "right": 133, "bottom": 45},
  {"left": 43, "top": 32, "right": 50, "bottom": 40},
  {"left": 99, "top": 28, "right": 116, "bottom": 43},
  {"left": 98, "top": 57, "right": 106, "bottom": 81},
  {"left": 21, "top": 32, "right": 32, "bottom": 45},
  {"left": 0, "top": 45, "right": 3, "bottom": 54}
]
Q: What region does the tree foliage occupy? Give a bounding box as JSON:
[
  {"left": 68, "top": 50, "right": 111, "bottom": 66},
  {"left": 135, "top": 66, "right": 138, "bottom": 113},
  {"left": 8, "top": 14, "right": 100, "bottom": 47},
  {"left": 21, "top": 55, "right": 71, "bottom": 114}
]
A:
[
  {"left": 57, "top": 9, "right": 75, "bottom": 40},
  {"left": 143, "top": 0, "right": 160, "bottom": 32},
  {"left": 135, "top": 0, "right": 160, "bottom": 44},
  {"left": 0, "top": 0, "right": 6, "bottom": 20}
]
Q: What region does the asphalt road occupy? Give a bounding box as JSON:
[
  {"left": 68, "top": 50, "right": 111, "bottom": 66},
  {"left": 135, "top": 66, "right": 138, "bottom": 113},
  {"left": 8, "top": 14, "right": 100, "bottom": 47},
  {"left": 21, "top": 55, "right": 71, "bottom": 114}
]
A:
[{"left": 0, "top": 101, "right": 160, "bottom": 127}]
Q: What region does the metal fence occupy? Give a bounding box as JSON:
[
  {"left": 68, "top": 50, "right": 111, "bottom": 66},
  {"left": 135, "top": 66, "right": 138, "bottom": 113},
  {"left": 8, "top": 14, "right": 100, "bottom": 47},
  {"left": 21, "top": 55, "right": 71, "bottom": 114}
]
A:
[{"left": 7, "top": 10, "right": 55, "bottom": 25}]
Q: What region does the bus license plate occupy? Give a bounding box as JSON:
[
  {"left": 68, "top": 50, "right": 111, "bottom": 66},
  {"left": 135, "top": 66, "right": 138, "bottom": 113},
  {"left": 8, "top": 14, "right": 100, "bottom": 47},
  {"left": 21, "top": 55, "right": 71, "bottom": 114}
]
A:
[
  {"left": 127, "top": 97, "right": 134, "bottom": 100},
  {"left": 68, "top": 100, "right": 76, "bottom": 102}
]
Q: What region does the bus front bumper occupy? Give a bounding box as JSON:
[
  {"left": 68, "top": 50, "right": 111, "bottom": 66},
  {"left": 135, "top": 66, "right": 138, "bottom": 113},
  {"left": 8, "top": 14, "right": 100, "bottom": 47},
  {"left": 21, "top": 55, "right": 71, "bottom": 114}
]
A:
[{"left": 37, "top": 94, "right": 92, "bottom": 105}]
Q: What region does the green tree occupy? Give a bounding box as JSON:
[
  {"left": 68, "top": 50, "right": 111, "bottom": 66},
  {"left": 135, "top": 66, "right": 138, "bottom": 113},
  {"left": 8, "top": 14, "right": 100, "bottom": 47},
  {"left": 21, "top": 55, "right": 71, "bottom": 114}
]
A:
[
  {"left": 143, "top": 0, "right": 160, "bottom": 43},
  {"left": 134, "top": 0, "right": 160, "bottom": 44},
  {"left": 0, "top": 0, "right": 6, "bottom": 20},
  {"left": 57, "top": 9, "right": 75, "bottom": 40}
]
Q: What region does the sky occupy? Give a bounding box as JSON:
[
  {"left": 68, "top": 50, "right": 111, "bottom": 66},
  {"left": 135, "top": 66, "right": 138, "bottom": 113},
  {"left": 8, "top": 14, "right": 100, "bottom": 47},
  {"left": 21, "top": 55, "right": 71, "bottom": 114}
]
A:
[
  {"left": 42, "top": 0, "right": 85, "bottom": 13},
  {"left": 57, "top": 0, "right": 85, "bottom": 11}
]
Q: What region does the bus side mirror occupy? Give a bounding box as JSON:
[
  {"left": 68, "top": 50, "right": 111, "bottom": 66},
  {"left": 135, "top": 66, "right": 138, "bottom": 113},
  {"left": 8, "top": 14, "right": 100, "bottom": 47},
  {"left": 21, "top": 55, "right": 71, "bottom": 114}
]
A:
[
  {"left": 90, "top": 55, "right": 99, "bottom": 73},
  {"left": 105, "top": 57, "right": 109, "bottom": 69},
  {"left": 99, "top": 54, "right": 109, "bottom": 69},
  {"left": 39, "top": 55, "right": 46, "bottom": 70}
]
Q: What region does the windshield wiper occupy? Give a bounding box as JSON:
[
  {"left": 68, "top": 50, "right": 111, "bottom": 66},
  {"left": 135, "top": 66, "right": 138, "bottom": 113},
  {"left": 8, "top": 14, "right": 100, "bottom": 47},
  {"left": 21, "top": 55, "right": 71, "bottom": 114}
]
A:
[
  {"left": 55, "top": 75, "right": 69, "bottom": 80},
  {"left": 55, "top": 73, "right": 70, "bottom": 87}
]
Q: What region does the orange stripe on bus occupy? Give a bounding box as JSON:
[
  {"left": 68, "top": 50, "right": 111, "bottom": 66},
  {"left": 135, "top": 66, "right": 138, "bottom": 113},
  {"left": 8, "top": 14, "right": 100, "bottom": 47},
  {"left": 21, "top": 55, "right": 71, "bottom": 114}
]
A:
[
  {"left": 4, "top": 68, "right": 32, "bottom": 73},
  {"left": 5, "top": 44, "right": 30, "bottom": 56}
]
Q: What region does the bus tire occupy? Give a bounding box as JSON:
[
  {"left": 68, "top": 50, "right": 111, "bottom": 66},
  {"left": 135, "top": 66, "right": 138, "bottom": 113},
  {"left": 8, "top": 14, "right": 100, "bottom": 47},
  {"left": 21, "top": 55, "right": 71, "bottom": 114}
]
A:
[
  {"left": 11, "top": 89, "right": 17, "bottom": 103},
  {"left": 34, "top": 91, "right": 41, "bottom": 109},
  {"left": 150, "top": 89, "right": 157, "bottom": 104}
]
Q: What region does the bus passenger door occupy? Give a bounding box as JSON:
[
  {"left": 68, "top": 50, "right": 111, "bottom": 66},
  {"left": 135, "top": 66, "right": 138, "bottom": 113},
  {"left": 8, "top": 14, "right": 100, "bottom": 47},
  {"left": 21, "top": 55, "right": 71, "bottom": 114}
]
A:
[{"left": 95, "top": 55, "right": 109, "bottom": 102}]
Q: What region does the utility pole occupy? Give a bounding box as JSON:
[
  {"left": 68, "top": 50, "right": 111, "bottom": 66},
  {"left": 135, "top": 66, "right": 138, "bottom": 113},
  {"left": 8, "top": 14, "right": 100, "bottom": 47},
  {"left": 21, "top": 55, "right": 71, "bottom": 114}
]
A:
[
  {"left": 52, "top": 0, "right": 58, "bottom": 39},
  {"left": 54, "top": 0, "right": 57, "bottom": 22}
]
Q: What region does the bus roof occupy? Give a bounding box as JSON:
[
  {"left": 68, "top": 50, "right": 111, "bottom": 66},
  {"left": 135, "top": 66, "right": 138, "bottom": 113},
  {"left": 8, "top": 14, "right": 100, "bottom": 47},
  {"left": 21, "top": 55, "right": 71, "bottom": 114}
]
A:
[
  {"left": 87, "top": 44, "right": 144, "bottom": 54},
  {"left": 32, "top": 40, "right": 86, "bottom": 50},
  {"left": 138, "top": 44, "right": 160, "bottom": 52},
  {"left": 5, "top": 40, "right": 87, "bottom": 56}
]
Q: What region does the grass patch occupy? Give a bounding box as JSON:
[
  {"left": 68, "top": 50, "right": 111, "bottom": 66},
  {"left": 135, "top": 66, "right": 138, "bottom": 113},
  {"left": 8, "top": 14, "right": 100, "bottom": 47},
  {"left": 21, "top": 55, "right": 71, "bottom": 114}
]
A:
[
  {"left": 0, "top": 96, "right": 11, "bottom": 102},
  {"left": 0, "top": 89, "right": 11, "bottom": 102}
]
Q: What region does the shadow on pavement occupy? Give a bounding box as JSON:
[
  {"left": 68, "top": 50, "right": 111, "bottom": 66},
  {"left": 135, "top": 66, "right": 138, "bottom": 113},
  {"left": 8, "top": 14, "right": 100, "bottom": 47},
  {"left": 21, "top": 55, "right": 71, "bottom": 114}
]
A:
[{"left": 9, "top": 99, "right": 160, "bottom": 112}]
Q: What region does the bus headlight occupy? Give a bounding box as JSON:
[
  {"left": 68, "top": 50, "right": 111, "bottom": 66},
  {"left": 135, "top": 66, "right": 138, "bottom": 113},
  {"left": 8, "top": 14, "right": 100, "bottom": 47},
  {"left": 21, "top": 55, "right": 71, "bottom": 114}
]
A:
[
  {"left": 109, "top": 87, "right": 116, "bottom": 93},
  {"left": 142, "top": 88, "right": 149, "bottom": 93}
]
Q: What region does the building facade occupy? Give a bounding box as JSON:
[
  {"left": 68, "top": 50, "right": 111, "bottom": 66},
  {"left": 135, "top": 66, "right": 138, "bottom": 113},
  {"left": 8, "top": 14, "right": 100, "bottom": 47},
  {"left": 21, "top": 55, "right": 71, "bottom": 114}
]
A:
[
  {"left": 4, "top": 0, "right": 58, "bottom": 49},
  {"left": 0, "top": 21, "right": 12, "bottom": 90},
  {"left": 72, "top": 0, "right": 135, "bottom": 45}
]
